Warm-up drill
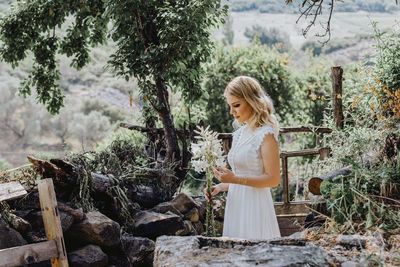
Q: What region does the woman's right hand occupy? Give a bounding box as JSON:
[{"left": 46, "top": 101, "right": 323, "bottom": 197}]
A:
[{"left": 203, "top": 184, "right": 222, "bottom": 202}]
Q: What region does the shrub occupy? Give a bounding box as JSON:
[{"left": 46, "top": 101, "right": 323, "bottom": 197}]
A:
[{"left": 244, "top": 25, "right": 292, "bottom": 52}]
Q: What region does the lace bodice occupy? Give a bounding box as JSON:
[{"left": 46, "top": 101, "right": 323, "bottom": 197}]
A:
[{"left": 227, "top": 124, "right": 278, "bottom": 177}]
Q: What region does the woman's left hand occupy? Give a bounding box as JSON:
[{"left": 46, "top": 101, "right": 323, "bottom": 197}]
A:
[{"left": 212, "top": 167, "right": 235, "bottom": 183}]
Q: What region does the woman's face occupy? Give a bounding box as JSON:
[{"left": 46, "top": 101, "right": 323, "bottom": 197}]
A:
[{"left": 226, "top": 94, "right": 253, "bottom": 123}]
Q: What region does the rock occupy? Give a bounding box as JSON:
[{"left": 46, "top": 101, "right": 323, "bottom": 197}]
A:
[
  {"left": 5, "top": 212, "right": 32, "bottom": 234},
  {"left": 68, "top": 245, "right": 108, "bottom": 267},
  {"left": 151, "top": 193, "right": 198, "bottom": 216},
  {"left": 151, "top": 202, "right": 182, "bottom": 216},
  {"left": 0, "top": 217, "right": 27, "bottom": 249},
  {"left": 212, "top": 198, "right": 225, "bottom": 220},
  {"left": 68, "top": 211, "right": 121, "bottom": 247},
  {"left": 24, "top": 210, "right": 73, "bottom": 232},
  {"left": 175, "top": 220, "right": 196, "bottom": 236},
  {"left": 341, "top": 261, "right": 358, "bottom": 267},
  {"left": 193, "top": 197, "right": 206, "bottom": 221},
  {"left": 154, "top": 236, "right": 331, "bottom": 266},
  {"left": 133, "top": 211, "right": 184, "bottom": 240},
  {"left": 183, "top": 207, "right": 199, "bottom": 223},
  {"left": 60, "top": 211, "right": 74, "bottom": 232},
  {"left": 57, "top": 202, "right": 86, "bottom": 223},
  {"left": 170, "top": 193, "right": 198, "bottom": 214},
  {"left": 336, "top": 234, "right": 366, "bottom": 249},
  {"left": 121, "top": 233, "right": 155, "bottom": 267},
  {"left": 192, "top": 221, "right": 204, "bottom": 235}
]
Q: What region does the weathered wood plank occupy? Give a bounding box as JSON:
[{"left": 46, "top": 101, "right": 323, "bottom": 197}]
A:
[
  {"left": 0, "top": 181, "right": 27, "bottom": 202},
  {"left": 38, "top": 179, "right": 69, "bottom": 267},
  {"left": 274, "top": 201, "right": 311, "bottom": 215},
  {"left": 277, "top": 215, "right": 307, "bottom": 237},
  {"left": 0, "top": 240, "right": 58, "bottom": 267}
]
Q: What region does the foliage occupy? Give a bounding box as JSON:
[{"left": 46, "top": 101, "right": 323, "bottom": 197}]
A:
[
  {"left": 65, "top": 130, "right": 179, "bottom": 229},
  {"left": 372, "top": 24, "right": 400, "bottom": 119},
  {"left": 313, "top": 55, "right": 400, "bottom": 232},
  {"left": 0, "top": 0, "right": 226, "bottom": 114},
  {"left": 293, "top": 54, "right": 332, "bottom": 126},
  {"left": 0, "top": 0, "right": 228, "bottom": 195},
  {"left": 221, "top": 13, "right": 234, "bottom": 46},
  {"left": 0, "top": 158, "right": 11, "bottom": 170},
  {"left": 201, "top": 44, "right": 296, "bottom": 133},
  {"left": 244, "top": 25, "right": 291, "bottom": 52},
  {"left": 82, "top": 100, "right": 126, "bottom": 124}
]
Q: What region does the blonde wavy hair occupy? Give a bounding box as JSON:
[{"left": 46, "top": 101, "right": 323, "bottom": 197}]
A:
[{"left": 224, "top": 76, "right": 279, "bottom": 137}]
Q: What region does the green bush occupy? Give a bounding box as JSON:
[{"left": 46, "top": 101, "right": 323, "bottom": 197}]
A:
[
  {"left": 373, "top": 25, "right": 400, "bottom": 119},
  {"left": 244, "top": 25, "right": 292, "bottom": 52},
  {"left": 0, "top": 158, "right": 11, "bottom": 171},
  {"left": 201, "top": 44, "right": 297, "bottom": 133}
]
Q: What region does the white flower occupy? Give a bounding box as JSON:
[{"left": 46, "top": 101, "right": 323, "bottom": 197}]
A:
[{"left": 190, "top": 125, "right": 226, "bottom": 173}]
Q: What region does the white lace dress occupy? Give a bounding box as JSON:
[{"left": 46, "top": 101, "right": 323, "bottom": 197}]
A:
[{"left": 223, "top": 124, "right": 281, "bottom": 240}]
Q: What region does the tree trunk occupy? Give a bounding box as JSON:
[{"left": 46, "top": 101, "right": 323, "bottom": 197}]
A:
[{"left": 154, "top": 76, "right": 189, "bottom": 195}]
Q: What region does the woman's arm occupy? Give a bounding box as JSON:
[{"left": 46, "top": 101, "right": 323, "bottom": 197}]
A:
[{"left": 214, "top": 134, "right": 280, "bottom": 188}]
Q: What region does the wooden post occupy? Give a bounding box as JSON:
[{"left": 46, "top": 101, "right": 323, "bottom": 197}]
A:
[
  {"left": 38, "top": 179, "right": 69, "bottom": 267},
  {"left": 331, "top": 66, "right": 344, "bottom": 128},
  {"left": 281, "top": 156, "right": 289, "bottom": 205}
]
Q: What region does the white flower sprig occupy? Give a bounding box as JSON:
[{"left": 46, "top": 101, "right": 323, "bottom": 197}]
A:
[
  {"left": 190, "top": 125, "right": 226, "bottom": 236},
  {"left": 191, "top": 125, "right": 226, "bottom": 173}
]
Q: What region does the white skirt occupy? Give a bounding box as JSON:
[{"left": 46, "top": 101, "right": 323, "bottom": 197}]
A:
[{"left": 222, "top": 184, "right": 281, "bottom": 240}]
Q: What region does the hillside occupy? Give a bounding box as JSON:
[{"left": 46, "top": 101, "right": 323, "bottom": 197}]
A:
[{"left": 1, "top": 0, "right": 400, "bottom": 167}]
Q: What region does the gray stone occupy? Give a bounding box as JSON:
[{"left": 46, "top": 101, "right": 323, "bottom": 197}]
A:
[
  {"left": 121, "top": 233, "right": 155, "bottom": 266},
  {"left": 133, "top": 210, "right": 184, "bottom": 240},
  {"left": 336, "top": 234, "right": 366, "bottom": 249},
  {"left": 0, "top": 217, "right": 27, "bottom": 249},
  {"left": 68, "top": 211, "right": 121, "bottom": 247},
  {"left": 183, "top": 207, "right": 200, "bottom": 223},
  {"left": 60, "top": 211, "right": 74, "bottom": 232},
  {"left": 175, "top": 220, "right": 196, "bottom": 236},
  {"left": 68, "top": 244, "right": 108, "bottom": 267},
  {"left": 341, "top": 261, "right": 359, "bottom": 267},
  {"left": 152, "top": 193, "right": 198, "bottom": 217},
  {"left": 154, "top": 236, "right": 330, "bottom": 267}
]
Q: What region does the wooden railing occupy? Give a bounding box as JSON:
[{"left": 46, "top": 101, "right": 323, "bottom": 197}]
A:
[
  {"left": 218, "top": 126, "right": 332, "bottom": 206},
  {"left": 0, "top": 179, "right": 68, "bottom": 267}
]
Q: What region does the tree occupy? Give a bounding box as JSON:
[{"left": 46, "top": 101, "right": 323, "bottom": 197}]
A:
[
  {"left": 287, "top": 0, "right": 399, "bottom": 44},
  {"left": 244, "top": 25, "right": 291, "bottom": 52},
  {"left": 0, "top": 0, "right": 227, "bottom": 197}
]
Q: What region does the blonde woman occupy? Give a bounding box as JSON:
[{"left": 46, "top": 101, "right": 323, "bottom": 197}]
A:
[{"left": 205, "top": 76, "right": 281, "bottom": 240}]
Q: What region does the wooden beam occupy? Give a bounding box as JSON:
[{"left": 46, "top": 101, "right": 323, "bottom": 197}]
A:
[
  {"left": 0, "top": 240, "right": 58, "bottom": 266},
  {"left": 38, "top": 179, "right": 69, "bottom": 267},
  {"left": 0, "top": 181, "right": 27, "bottom": 202},
  {"left": 274, "top": 201, "right": 311, "bottom": 215},
  {"left": 280, "top": 147, "right": 330, "bottom": 158}
]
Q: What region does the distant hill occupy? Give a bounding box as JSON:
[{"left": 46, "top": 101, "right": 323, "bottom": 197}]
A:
[{"left": 226, "top": 0, "right": 400, "bottom": 13}]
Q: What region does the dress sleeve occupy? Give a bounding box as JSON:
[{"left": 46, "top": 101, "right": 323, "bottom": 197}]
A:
[{"left": 254, "top": 125, "right": 279, "bottom": 152}]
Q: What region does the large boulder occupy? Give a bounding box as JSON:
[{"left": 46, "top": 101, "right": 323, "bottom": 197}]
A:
[
  {"left": 151, "top": 193, "right": 198, "bottom": 216},
  {"left": 133, "top": 211, "right": 184, "bottom": 240},
  {"left": 68, "top": 245, "right": 108, "bottom": 267},
  {"left": 0, "top": 217, "right": 27, "bottom": 249},
  {"left": 68, "top": 211, "right": 121, "bottom": 247},
  {"left": 121, "top": 233, "right": 155, "bottom": 267},
  {"left": 153, "top": 236, "right": 331, "bottom": 267}
]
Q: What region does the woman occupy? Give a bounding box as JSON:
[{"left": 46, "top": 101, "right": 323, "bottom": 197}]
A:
[{"left": 205, "top": 76, "right": 281, "bottom": 240}]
